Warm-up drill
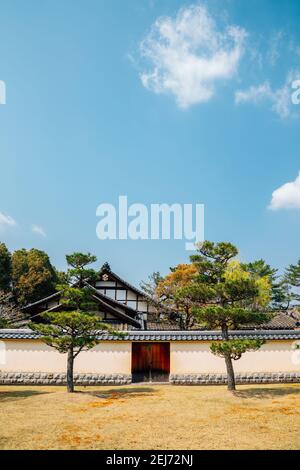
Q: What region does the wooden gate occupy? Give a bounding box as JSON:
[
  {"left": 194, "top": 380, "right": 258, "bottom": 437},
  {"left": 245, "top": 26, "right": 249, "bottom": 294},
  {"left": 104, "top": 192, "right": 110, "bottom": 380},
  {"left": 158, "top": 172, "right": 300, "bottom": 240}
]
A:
[{"left": 132, "top": 342, "right": 170, "bottom": 383}]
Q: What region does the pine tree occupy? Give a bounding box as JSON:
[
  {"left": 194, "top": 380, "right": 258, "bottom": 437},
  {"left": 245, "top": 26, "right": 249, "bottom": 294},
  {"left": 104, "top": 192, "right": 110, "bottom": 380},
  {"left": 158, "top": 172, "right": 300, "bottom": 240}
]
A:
[
  {"left": 0, "top": 242, "right": 12, "bottom": 292},
  {"left": 31, "top": 252, "right": 121, "bottom": 392},
  {"left": 190, "top": 242, "right": 271, "bottom": 390}
]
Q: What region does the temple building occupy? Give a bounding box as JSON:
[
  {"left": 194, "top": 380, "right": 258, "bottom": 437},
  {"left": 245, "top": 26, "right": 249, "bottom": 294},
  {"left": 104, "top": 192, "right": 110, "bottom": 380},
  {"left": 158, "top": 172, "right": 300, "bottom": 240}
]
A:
[
  {"left": 0, "top": 263, "right": 300, "bottom": 386},
  {"left": 21, "top": 263, "right": 160, "bottom": 331}
]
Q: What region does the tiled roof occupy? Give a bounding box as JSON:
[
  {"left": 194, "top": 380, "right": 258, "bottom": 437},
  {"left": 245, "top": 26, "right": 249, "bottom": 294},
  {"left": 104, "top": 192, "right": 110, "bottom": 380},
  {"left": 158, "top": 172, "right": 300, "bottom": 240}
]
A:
[
  {"left": 1, "top": 328, "right": 300, "bottom": 341},
  {"left": 146, "top": 322, "right": 181, "bottom": 331},
  {"left": 147, "top": 312, "right": 300, "bottom": 331},
  {"left": 240, "top": 312, "right": 300, "bottom": 330},
  {"left": 22, "top": 291, "right": 62, "bottom": 311}
]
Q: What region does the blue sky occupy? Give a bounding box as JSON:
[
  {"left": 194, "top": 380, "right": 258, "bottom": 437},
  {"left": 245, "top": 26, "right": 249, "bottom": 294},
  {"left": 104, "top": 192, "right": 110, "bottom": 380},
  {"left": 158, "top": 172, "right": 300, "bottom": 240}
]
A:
[{"left": 0, "top": 0, "right": 300, "bottom": 285}]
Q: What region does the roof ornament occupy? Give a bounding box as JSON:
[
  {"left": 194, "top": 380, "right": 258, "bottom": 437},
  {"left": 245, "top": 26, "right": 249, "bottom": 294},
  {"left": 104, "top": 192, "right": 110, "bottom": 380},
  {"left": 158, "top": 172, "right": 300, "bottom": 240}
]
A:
[{"left": 101, "top": 262, "right": 111, "bottom": 273}]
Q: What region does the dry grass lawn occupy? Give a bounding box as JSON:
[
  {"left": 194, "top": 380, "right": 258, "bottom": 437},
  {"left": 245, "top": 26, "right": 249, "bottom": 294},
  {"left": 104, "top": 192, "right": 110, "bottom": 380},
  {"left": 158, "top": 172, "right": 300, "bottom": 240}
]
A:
[{"left": 0, "top": 383, "right": 300, "bottom": 450}]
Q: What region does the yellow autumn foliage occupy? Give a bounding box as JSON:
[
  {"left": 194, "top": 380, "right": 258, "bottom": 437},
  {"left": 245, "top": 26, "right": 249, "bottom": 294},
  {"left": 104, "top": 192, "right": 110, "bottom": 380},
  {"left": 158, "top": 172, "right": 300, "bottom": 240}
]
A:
[{"left": 224, "top": 260, "right": 271, "bottom": 309}]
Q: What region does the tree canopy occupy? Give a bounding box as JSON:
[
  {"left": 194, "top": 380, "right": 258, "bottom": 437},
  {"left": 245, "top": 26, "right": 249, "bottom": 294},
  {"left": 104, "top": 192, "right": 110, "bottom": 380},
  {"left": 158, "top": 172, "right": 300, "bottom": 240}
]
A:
[
  {"left": 31, "top": 251, "right": 121, "bottom": 392},
  {"left": 31, "top": 311, "right": 121, "bottom": 392},
  {"left": 11, "top": 248, "right": 57, "bottom": 305},
  {"left": 0, "top": 242, "right": 12, "bottom": 292},
  {"left": 65, "top": 252, "right": 97, "bottom": 287},
  {"left": 153, "top": 241, "right": 272, "bottom": 390}
]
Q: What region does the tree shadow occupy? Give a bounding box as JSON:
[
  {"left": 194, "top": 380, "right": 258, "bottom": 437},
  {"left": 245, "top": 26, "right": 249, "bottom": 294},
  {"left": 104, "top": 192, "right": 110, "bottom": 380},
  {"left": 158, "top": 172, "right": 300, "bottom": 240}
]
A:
[
  {"left": 234, "top": 386, "right": 300, "bottom": 399},
  {"left": 0, "top": 390, "right": 49, "bottom": 403},
  {"left": 77, "top": 387, "right": 157, "bottom": 400}
]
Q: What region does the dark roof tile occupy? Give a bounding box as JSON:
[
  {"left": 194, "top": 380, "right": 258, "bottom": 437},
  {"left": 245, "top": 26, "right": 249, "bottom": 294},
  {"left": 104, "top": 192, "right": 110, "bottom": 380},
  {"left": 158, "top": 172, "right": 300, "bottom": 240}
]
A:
[{"left": 1, "top": 328, "right": 299, "bottom": 341}]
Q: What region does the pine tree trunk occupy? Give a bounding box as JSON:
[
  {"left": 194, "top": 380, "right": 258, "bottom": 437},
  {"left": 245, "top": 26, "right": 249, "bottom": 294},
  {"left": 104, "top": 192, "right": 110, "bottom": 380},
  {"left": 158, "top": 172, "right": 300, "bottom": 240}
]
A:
[
  {"left": 224, "top": 353, "right": 236, "bottom": 391},
  {"left": 67, "top": 349, "right": 74, "bottom": 393},
  {"left": 222, "top": 325, "right": 236, "bottom": 391}
]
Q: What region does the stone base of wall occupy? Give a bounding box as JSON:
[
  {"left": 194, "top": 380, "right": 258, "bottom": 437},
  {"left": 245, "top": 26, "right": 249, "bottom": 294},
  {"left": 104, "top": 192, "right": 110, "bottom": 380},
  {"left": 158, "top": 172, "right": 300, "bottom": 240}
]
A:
[
  {"left": 170, "top": 372, "right": 300, "bottom": 385},
  {"left": 1, "top": 371, "right": 300, "bottom": 385},
  {"left": 0, "top": 372, "right": 132, "bottom": 385}
]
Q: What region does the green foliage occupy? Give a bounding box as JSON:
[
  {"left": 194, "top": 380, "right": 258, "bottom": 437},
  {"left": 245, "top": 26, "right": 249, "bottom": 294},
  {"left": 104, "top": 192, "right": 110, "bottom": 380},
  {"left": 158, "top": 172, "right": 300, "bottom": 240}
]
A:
[
  {"left": 55, "top": 252, "right": 100, "bottom": 311},
  {"left": 11, "top": 249, "right": 57, "bottom": 305},
  {"left": 194, "top": 306, "right": 271, "bottom": 331},
  {"left": 190, "top": 244, "right": 271, "bottom": 310},
  {"left": 175, "top": 284, "right": 215, "bottom": 305},
  {"left": 242, "top": 259, "right": 277, "bottom": 281},
  {"left": 190, "top": 242, "right": 272, "bottom": 321},
  {"left": 54, "top": 270, "right": 69, "bottom": 285},
  {"left": 242, "top": 259, "right": 297, "bottom": 310},
  {"left": 30, "top": 311, "right": 121, "bottom": 356},
  {"left": 58, "top": 285, "right": 98, "bottom": 312},
  {"left": 210, "top": 339, "right": 265, "bottom": 360},
  {"left": 192, "top": 241, "right": 239, "bottom": 265},
  {"left": 65, "top": 252, "right": 97, "bottom": 286},
  {"left": 155, "top": 241, "right": 273, "bottom": 333},
  {"left": 223, "top": 260, "right": 272, "bottom": 309},
  {"left": 154, "top": 241, "right": 272, "bottom": 390},
  {"left": 283, "top": 261, "right": 300, "bottom": 306},
  {"left": 0, "top": 316, "right": 8, "bottom": 328},
  {"left": 30, "top": 252, "right": 120, "bottom": 393},
  {"left": 190, "top": 241, "right": 239, "bottom": 285},
  {"left": 271, "top": 260, "right": 300, "bottom": 310},
  {"left": 0, "top": 242, "right": 12, "bottom": 292},
  {"left": 285, "top": 260, "right": 300, "bottom": 287}
]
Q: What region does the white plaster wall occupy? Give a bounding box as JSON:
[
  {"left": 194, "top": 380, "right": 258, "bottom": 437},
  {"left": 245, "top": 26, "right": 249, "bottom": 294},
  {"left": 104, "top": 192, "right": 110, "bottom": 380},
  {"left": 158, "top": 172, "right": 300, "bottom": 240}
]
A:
[
  {"left": 1, "top": 340, "right": 131, "bottom": 374},
  {"left": 137, "top": 301, "right": 148, "bottom": 312},
  {"left": 1, "top": 339, "right": 299, "bottom": 375},
  {"left": 127, "top": 291, "right": 137, "bottom": 301},
  {"left": 170, "top": 341, "right": 300, "bottom": 373}
]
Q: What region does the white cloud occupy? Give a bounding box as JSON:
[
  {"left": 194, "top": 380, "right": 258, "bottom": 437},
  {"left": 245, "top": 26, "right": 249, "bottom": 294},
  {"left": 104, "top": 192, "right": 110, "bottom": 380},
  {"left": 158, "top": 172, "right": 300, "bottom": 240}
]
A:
[
  {"left": 235, "top": 70, "right": 299, "bottom": 118},
  {"left": 139, "top": 4, "right": 246, "bottom": 109},
  {"left": 288, "top": 40, "right": 300, "bottom": 58},
  {"left": 235, "top": 82, "right": 273, "bottom": 105},
  {"left": 267, "top": 31, "right": 284, "bottom": 66},
  {"left": 269, "top": 172, "right": 300, "bottom": 210},
  {"left": 31, "top": 224, "right": 46, "bottom": 237},
  {"left": 0, "top": 212, "right": 16, "bottom": 230}
]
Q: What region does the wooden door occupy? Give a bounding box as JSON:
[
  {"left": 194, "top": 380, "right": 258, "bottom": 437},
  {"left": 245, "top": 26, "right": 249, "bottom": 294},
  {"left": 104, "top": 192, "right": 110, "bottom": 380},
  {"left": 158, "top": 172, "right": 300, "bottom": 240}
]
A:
[{"left": 132, "top": 342, "right": 170, "bottom": 383}]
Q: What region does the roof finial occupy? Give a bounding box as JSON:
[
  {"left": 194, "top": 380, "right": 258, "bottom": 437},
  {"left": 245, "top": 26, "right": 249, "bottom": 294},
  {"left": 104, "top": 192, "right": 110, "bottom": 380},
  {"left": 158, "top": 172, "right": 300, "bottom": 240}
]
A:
[{"left": 101, "top": 262, "right": 111, "bottom": 273}]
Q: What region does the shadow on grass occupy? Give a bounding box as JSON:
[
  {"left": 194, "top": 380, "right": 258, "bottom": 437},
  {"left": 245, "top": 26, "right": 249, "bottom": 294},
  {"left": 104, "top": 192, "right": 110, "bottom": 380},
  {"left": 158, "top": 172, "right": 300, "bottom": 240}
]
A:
[
  {"left": 234, "top": 386, "right": 300, "bottom": 399},
  {"left": 77, "top": 387, "right": 157, "bottom": 400},
  {"left": 0, "top": 390, "right": 50, "bottom": 403}
]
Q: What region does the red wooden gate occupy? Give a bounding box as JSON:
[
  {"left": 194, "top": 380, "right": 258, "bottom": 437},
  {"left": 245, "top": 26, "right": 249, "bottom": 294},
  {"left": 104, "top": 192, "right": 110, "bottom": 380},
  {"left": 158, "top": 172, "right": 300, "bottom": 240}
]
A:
[{"left": 132, "top": 342, "right": 170, "bottom": 383}]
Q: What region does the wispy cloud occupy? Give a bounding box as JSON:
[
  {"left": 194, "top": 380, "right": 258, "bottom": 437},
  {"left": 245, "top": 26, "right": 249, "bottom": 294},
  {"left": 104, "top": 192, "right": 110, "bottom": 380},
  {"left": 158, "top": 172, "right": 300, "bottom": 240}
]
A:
[
  {"left": 235, "top": 81, "right": 272, "bottom": 105},
  {"left": 235, "top": 70, "right": 299, "bottom": 119},
  {"left": 267, "top": 30, "right": 284, "bottom": 66},
  {"left": 0, "top": 212, "right": 16, "bottom": 230},
  {"left": 31, "top": 224, "right": 46, "bottom": 237},
  {"left": 139, "top": 4, "right": 246, "bottom": 109},
  {"left": 288, "top": 40, "right": 300, "bottom": 58},
  {"left": 269, "top": 172, "right": 300, "bottom": 210}
]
